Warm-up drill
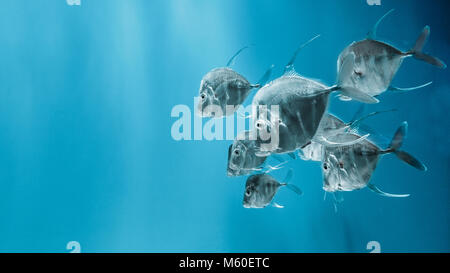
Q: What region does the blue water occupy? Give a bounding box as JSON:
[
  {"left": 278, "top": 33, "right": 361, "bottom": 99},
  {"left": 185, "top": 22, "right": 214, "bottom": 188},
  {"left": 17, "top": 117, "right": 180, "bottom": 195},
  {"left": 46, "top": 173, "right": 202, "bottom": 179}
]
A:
[{"left": 0, "top": 0, "right": 448, "bottom": 253}]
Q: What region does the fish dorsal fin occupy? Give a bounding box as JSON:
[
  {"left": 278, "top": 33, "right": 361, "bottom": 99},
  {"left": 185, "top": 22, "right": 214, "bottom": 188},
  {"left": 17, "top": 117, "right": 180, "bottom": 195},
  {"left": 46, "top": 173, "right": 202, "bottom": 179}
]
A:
[
  {"left": 284, "top": 34, "right": 321, "bottom": 74},
  {"left": 349, "top": 109, "right": 397, "bottom": 131},
  {"left": 367, "top": 9, "right": 395, "bottom": 40},
  {"left": 283, "top": 69, "right": 300, "bottom": 78},
  {"left": 226, "top": 45, "right": 252, "bottom": 67},
  {"left": 350, "top": 105, "right": 366, "bottom": 124}
]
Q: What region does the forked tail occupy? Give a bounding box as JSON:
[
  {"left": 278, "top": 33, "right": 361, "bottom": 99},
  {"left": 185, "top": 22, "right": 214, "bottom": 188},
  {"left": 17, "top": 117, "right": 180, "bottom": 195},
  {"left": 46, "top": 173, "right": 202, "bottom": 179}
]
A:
[
  {"left": 406, "top": 26, "right": 446, "bottom": 69},
  {"left": 382, "top": 121, "right": 427, "bottom": 171}
]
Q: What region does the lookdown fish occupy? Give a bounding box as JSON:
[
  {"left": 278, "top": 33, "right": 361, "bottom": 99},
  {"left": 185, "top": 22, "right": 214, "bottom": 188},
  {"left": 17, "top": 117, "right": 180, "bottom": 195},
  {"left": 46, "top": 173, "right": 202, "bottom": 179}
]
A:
[
  {"left": 321, "top": 121, "right": 427, "bottom": 198},
  {"left": 251, "top": 35, "right": 373, "bottom": 156},
  {"left": 336, "top": 9, "right": 446, "bottom": 102},
  {"left": 243, "top": 169, "right": 302, "bottom": 208},
  {"left": 300, "top": 108, "right": 395, "bottom": 162},
  {"left": 227, "top": 131, "right": 291, "bottom": 177},
  {"left": 197, "top": 46, "right": 273, "bottom": 117}
]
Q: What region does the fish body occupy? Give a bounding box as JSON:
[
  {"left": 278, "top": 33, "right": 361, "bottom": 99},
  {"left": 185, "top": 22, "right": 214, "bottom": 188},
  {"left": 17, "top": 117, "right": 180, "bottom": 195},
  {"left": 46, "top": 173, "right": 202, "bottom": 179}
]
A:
[
  {"left": 227, "top": 131, "right": 267, "bottom": 177},
  {"left": 197, "top": 67, "right": 255, "bottom": 117},
  {"left": 321, "top": 122, "right": 427, "bottom": 194},
  {"left": 252, "top": 73, "right": 330, "bottom": 154},
  {"left": 243, "top": 174, "right": 282, "bottom": 208},
  {"left": 336, "top": 10, "right": 445, "bottom": 101},
  {"left": 322, "top": 133, "right": 381, "bottom": 192},
  {"left": 338, "top": 39, "right": 405, "bottom": 97}
]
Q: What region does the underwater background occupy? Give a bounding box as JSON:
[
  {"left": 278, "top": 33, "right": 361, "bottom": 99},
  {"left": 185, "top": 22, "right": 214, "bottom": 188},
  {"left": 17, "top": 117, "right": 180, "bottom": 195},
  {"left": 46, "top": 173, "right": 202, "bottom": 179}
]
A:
[{"left": 0, "top": 0, "right": 448, "bottom": 253}]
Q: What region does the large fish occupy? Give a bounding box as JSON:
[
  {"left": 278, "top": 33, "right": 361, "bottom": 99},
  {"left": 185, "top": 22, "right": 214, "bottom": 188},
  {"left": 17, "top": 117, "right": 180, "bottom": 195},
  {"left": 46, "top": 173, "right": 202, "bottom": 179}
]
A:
[
  {"left": 321, "top": 122, "right": 427, "bottom": 197},
  {"left": 251, "top": 36, "right": 376, "bottom": 156},
  {"left": 337, "top": 9, "right": 446, "bottom": 101},
  {"left": 197, "top": 46, "right": 272, "bottom": 117},
  {"left": 243, "top": 169, "right": 302, "bottom": 208}
]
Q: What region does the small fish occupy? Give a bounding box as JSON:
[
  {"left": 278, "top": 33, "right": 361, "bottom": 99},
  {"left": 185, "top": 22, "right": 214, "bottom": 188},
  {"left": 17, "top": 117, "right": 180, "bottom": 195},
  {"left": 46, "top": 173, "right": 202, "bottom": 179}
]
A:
[
  {"left": 227, "top": 131, "right": 268, "bottom": 176},
  {"left": 321, "top": 122, "right": 427, "bottom": 197},
  {"left": 197, "top": 46, "right": 272, "bottom": 117},
  {"left": 337, "top": 9, "right": 446, "bottom": 101},
  {"left": 227, "top": 131, "right": 290, "bottom": 177},
  {"left": 243, "top": 169, "right": 302, "bottom": 208}
]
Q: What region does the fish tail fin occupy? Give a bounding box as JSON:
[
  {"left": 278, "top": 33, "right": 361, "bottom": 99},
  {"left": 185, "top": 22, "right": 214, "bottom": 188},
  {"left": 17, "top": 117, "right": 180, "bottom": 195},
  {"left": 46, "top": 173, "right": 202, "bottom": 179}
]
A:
[
  {"left": 367, "top": 184, "right": 410, "bottom": 198},
  {"left": 283, "top": 169, "right": 294, "bottom": 183},
  {"left": 280, "top": 183, "right": 303, "bottom": 196},
  {"left": 385, "top": 121, "right": 428, "bottom": 171},
  {"left": 284, "top": 34, "right": 321, "bottom": 74},
  {"left": 285, "top": 184, "right": 303, "bottom": 196},
  {"left": 280, "top": 169, "right": 303, "bottom": 196},
  {"left": 251, "top": 64, "right": 274, "bottom": 88},
  {"left": 336, "top": 53, "right": 379, "bottom": 104},
  {"left": 407, "top": 26, "right": 446, "bottom": 68}
]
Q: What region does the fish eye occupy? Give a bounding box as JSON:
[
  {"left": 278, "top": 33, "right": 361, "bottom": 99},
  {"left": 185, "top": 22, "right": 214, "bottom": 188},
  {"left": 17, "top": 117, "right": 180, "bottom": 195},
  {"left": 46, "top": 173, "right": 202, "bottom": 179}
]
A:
[
  {"left": 234, "top": 149, "right": 240, "bottom": 156},
  {"left": 323, "top": 163, "right": 328, "bottom": 170},
  {"left": 339, "top": 162, "right": 344, "bottom": 169},
  {"left": 200, "top": 94, "right": 206, "bottom": 100},
  {"left": 245, "top": 188, "right": 251, "bottom": 196}
]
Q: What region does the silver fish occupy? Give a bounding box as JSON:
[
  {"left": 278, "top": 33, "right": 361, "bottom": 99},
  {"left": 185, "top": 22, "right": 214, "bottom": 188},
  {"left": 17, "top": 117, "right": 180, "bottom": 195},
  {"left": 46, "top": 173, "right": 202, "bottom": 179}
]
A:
[
  {"left": 252, "top": 36, "right": 377, "bottom": 156},
  {"left": 337, "top": 9, "right": 446, "bottom": 101},
  {"left": 243, "top": 170, "right": 302, "bottom": 208},
  {"left": 197, "top": 46, "right": 272, "bottom": 117},
  {"left": 227, "top": 131, "right": 268, "bottom": 176},
  {"left": 300, "top": 109, "right": 394, "bottom": 161},
  {"left": 227, "top": 131, "right": 290, "bottom": 177},
  {"left": 321, "top": 122, "right": 427, "bottom": 197}
]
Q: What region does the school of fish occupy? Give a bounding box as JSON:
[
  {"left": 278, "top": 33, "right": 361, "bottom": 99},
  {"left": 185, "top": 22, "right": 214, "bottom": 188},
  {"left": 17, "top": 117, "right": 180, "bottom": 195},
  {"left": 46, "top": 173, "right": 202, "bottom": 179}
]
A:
[{"left": 195, "top": 10, "right": 445, "bottom": 209}]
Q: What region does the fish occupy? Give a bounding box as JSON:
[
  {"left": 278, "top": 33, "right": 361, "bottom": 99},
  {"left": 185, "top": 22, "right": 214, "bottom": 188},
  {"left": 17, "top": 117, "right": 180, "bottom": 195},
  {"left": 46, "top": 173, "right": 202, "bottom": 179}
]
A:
[
  {"left": 243, "top": 169, "right": 302, "bottom": 208},
  {"left": 252, "top": 36, "right": 376, "bottom": 156},
  {"left": 196, "top": 46, "right": 273, "bottom": 117},
  {"left": 227, "top": 131, "right": 268, "bottom": 176},
  {"left": 336, "top": 9, "right": 446, "bottom": 101},
  {"left": 227, "top": 131, "right": 289, "bottom": 177},
  {"left": 321, "top": 121, "right": 427, "bottom": 197},
  {"left": 300, "top": 108, "right": 395, "bottom": 161}
]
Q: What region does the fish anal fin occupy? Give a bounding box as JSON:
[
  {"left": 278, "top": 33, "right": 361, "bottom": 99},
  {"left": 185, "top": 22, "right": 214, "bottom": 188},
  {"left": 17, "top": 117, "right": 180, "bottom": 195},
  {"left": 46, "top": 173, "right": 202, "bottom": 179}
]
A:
[{"left": 367, "top": 184, "right": 409, "bottom": 198}]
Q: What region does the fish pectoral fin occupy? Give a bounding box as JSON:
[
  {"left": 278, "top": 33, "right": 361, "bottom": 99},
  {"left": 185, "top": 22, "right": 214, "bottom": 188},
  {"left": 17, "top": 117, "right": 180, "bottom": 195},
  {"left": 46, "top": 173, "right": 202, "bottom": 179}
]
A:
[
  {"left": 340, "top": 86, "right": 379, "bottom": 104},
  {"left": 367, "top": 184, "right": 410, "bottom": 198},
  {"left": 338, "top": 94, "right": 353, "bottom": 101},
  {"left": 388, "top": 82, "right": 432, "bottom": 92}
]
